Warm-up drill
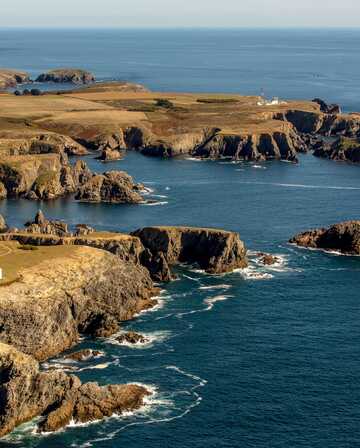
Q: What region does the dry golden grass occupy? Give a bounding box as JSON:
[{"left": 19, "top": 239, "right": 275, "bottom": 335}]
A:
[{"left": 0, "top": 241, "right": 81, "bottom": 285}]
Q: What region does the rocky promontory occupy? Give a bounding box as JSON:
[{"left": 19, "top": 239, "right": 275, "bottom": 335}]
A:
[
  {"left": 290, "top": 221, "right": 360, "bottom": 255},
  {"left": 133, "top": 226, "right": 248, "bottom": 281},
  {"left": 0, "top": 342, "right": 149, "bottom": 436},
  {"left": 313, "top": 136, "right": 360, "bottom": 163},
  {"left": 0, "top": 69, "right": 30, "bottom": 90},
  {"left": 36, "top": 68, "right": 95, "bottom": 84}
]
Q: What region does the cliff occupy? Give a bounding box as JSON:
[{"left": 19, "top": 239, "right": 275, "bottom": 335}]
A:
[
  {"left": 132, "top": 226, "right": 248, "bottom": 281},
  {"left": 313, "top": 136, "right": 360, "bottom": 163},
  {"left": 290, "top": 221, "right": 360, "bottom": 255},
  {"left": 0, "top": 342, "right": 149, "bottom": 437},
  {"left": 0, "top": 69, "right": 30, "bottom": 90},
  {"left": 0, "top": 244, "right": 156, "bottom": 360}
]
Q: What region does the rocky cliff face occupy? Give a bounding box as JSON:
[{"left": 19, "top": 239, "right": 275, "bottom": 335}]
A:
[
  {"left": 0, "top": 154, "right": 143, "bottom": 203},
  {"left": 75, "top": 171, "right": 144, "bottom": 203},
  {"left": 275, "top": 110, "right": 360, "bottom": 138},
  {"left": 132, "top": 226, "right": 248, "bottom": 281},
  {"left": 0, "top": 245, "right": 156, "bottom": 360},
  {"left": 290, "top": 221, "right": 360, "bottom": 255},
  {"left": 0, "top": 342, "right": 149, "bottom": 437},
  {"left": 192, "top": 128, "right": 305, "bottom": 162},
  {"left": 36, "top": 69, "right": 95, "bottom": 84},
  {"left": 313, "top": 137, "right": 360, "bottom": 163},
  {"left": 0, "top": 69, "right": 30, "bottom": 90}
]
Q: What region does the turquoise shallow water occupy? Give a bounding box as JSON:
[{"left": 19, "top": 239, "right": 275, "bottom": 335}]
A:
[{"left": 0, "top": 28, "right": 360, "bottom": 447}]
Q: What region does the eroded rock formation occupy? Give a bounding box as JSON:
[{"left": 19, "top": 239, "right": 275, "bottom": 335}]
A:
[
  {"left": 0, "top": 69, "right": 30, "bottom": 90},
  {"left": 0, "top": 245, "right": 156, "bottom": 360},
  {"left": 290, "top": 221, "right": 360, "bottom": 255},
  {"left": 313, "top": 136, "right": 360, "bottom": 163},
  {"left": 0, "top": 343, "right": 149, "bottom": 437},
  {"left": 133, "top": 226, "right": 248, "bottom": 281},
  {"left": 36, "top": 69, "right": 95, "bottom": 84}
]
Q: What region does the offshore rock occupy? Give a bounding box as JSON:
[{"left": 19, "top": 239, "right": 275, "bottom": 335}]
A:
[
  {"left": 75, "top": 171, "right": 143, "bottom": 203},
  {"left": 133, "top": 226, "right": 248, "bottom": 281},
  {"left": 116, "top": 331, "right": 149, "bottom": 345},
  {"left": 36, "top": 69, "right": 95, "bottom": 84},
  {"left": 290, "top": 221, "right": 360, "bottom": 255},
  {"left": 64, "top": 349, "right": 103, "bottom": 362}
]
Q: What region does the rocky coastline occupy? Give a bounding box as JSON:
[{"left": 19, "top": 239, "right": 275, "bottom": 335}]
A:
[
  {"left": 0, "top": 212, "right": 249, "bottom": 436},
  {"left": 290, "top": 221, "right": 360, "bottom": 255}
]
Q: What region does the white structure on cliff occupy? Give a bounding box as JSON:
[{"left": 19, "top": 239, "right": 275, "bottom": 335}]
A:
[{"left": 257, "top": 96, "right": 287, "bottom": 106}]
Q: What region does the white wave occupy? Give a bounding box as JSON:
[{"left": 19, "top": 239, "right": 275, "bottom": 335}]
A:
[
  {"left": 236, "top": 266, "right": 273, "bottom": 280},
  {"left": 107, "top": 330, "right": 171, "bottom": 349},
  {"left": 199, "top": 284, "right": 231, "bottom": 291},
  {"left": 203, "top": 294, "right": 234, "bottom": 311},
  {"left": 185, "top": 157, "right": 207, "bottom": 162},
  {"left": 151, "top": 194, "right": 168, "bottom": 199},
  {"left": 165, "top": 186, "right": 171, "bottom": 191},
  {"left": 235, "top": 181, "right": 360, "bottom": 190},
  {"left": 291, "top": 243, "right": 360, "bottom": 258},
  {"left": 252, "top": 165, "right": 267, "bottom": 169},
  {"left": 142, "top": 201, "right": 168, "bottom": 206}
]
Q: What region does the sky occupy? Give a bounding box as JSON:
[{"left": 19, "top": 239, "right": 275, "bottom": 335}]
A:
[{"left": 1, "top": 0, "right": 359, "bottom": 28}]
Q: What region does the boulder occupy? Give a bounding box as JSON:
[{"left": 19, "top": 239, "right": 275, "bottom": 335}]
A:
[
  {"left": 96, "top": 148, "right": 123, "bottom": 162},
  {"left": 64, "top": 349, "right": 103, "bottom": 362},
  {"left": 36, "top": 69, "right": 95, "bottom": 85},
  {"left": 133, "top": 226, "right": 248, "bottom": 281},
  {"left": 256, "top": 253, "right": 280, "bottom": 266},
  {"left": 38, "top": 382, "right": 149, "bottom": 433},
  {"left": 290, "top": 221, "right": 360, "bottom": 255},
  {"left": 116, "top": 331, "right": 149, "bottom": 345}
]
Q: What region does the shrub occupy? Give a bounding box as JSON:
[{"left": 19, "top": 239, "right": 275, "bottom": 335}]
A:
[
  {"left": 31, "top": 89, "right": 42, "bottom": 96},
  {"left": 23, "top": 89, "right": 31, "bottom": 96},
  {"left": 14, "top": 90, "right": 22, "bottom": 96},
  {"left": 155, "top": 98, "right": 175, "bottom": 109}
]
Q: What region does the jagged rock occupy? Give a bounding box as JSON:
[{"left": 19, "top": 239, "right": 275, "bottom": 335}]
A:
[
  {"left": 24, "top": 211, "right": 69, "bottom": 236},
  {"left": 313, "top": 136, "right": 360, "bottom": 163},
  {"left": 79, "top": 312, "right": 120, "bottom": 338},
  {"left": 312, "top": 98, "right": 341, "bottom": 115},
  {"left": 64, "top": 349, "right": 103, "bottom": 362},
  {"left": 75, "top": 171, "right": 143, "bottom": 204},
  {"left": 133, "top": 226, "right": 248, "bottom": 281},
  {"left": 0, "top": 182, "right": 7, "bottom": 199},
  {"left": 86, "top": 132, "right": 126, "bottom": 151},
  {"left": 256, "top": 253, "right": 280, "bottom": 265},
  {"left": 75, "top": 224, "right": 95, "bottom": 236},
  {"left": 116, "top": 331, "right": 149, "bottom": 345},
  {"left": 38, "top": 382, "right": 149, "bottom": 433},
  {"left": 0, "top": 343, "right": 149, "bottom": 437},
  {"left": 0, "top": 215, "right": 7, "bottom": 233},
  {"left": 0, "top": 342, "right": 77, "bottom": 437},
  {"left": 96, "top": 148, "right": 123, "bottom": 162},
  {"left": 36, "top": 69, "right": 95, "bottom": 85},
  {"left": 0, "top": 69, "right": 30, "bottom": 89},
  {"left": 290, "top": 221, "right": 360, "bottom": 255}
]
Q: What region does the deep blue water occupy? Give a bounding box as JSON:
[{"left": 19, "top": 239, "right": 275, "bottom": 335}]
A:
[
  {"left": 1, "top": 28, "right": 360, "bottom": 111},
  {"left": 0, "top": 29, "right": 360, "bottom": 448}
]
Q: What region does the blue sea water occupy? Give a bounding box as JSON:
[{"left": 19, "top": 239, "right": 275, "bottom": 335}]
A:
[{"left": 0, "top": 29, "right": 360, "bottom": 448}]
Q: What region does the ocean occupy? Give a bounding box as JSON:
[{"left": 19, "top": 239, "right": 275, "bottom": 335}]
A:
[{"left": 0, "top": 29, "right": 360, "bottom": 448}]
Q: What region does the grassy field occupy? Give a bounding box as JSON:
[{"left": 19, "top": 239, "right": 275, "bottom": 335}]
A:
[{"left": 0, "top": 241, "right": 81, "bottom": 286}]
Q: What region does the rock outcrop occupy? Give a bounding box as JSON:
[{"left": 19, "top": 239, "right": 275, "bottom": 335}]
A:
[
  {"left": 290, "top": 221, "right": 360, "bottom": 255},
  {"left": 65, "top": 349, "right": 103, "bottom": 362},
  {"left": 38, "top": 382, "right": 149, "bottom": 433},
  {"left": 132, "top": 226, "right": 248, "bottom": 281},
  {"left": 0, "top": 343, "right": 149, "bottom": 437},
  {"left": 312, "top": 98, "right": 341, "bottom": 115},
  {"left": 116, "top": 332, "right": 149, "bottom": 345},
  {"left": 313, "top": 136, "right": 360, "bottom": 163},
  {"left": 96, "top": 148, "right": 123, "bottom": 162},
  {"left": 75, "top": 171, "right": 143, "bottom": 203},
  {"left": 0, "top": 133, "right": 88, "bottom": 158},
  {"left": 0, "top": 154, "right": 144, "bottom": 203},
  {"left": 0, "top": 215, "right": 7, "bottom": 232},
  {"left": 36, "top": 69, "right": 95, "bottom": 84},
  {"left": 0, "top": 69, "right": 30, "bottom": 90},
  {"left": 0, "top": 245, "right": 156, "bottom": 360}
]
